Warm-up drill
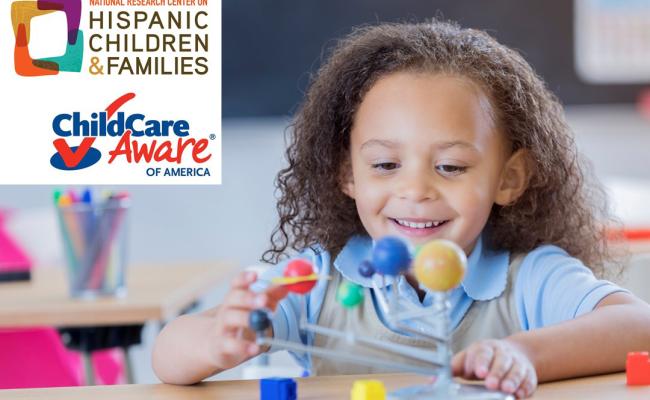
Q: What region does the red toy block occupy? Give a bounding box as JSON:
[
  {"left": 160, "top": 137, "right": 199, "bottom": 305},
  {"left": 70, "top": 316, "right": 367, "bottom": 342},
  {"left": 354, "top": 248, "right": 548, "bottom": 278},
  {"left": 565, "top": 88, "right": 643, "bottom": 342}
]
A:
[{"left": 626, "top": 352, "right": 650, "bottom": 386}]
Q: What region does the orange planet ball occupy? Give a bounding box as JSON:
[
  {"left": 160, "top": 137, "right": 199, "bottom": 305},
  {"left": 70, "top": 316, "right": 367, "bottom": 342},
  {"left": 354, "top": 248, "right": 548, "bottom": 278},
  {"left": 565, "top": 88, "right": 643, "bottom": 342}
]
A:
[{"left": 413, "top": 240, "right": 467, "bottom": 291}]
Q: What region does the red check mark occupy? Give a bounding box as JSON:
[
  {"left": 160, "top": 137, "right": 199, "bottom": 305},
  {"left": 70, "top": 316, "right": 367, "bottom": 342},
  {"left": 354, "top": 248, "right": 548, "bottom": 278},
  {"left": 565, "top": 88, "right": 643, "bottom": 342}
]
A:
[{"left": 53, "top": 138, "right": 96, "bottom": 168}]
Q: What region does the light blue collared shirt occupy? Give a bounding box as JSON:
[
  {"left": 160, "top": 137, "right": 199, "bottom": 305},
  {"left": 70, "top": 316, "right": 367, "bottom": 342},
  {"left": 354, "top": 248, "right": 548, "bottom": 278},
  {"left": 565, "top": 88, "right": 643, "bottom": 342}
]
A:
[{"left": 256, "top": 234, "right": 625, "bottom": 372}]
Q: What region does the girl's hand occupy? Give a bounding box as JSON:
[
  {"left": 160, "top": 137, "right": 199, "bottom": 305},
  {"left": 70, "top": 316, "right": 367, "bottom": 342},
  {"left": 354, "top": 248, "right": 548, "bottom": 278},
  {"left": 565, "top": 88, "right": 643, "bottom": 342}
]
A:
[
  {"left": 207, "top": 271, "right": 288, "bottom": 371},
  {"left": 451, "top": 339, "right": 538, "bottom": 398}
]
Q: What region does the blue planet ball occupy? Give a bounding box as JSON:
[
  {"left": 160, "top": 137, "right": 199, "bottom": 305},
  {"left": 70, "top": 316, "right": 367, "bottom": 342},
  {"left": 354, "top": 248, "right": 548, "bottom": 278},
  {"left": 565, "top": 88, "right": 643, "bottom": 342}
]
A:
[
  {"left": 358, "top": 260, "right": 375, "bottom": 278},
  {"left": 249, "top": 309, "right": 271, "bottom": 332},
  {"left": 371, "top": 236, "right": 411, "bottom": 276}
]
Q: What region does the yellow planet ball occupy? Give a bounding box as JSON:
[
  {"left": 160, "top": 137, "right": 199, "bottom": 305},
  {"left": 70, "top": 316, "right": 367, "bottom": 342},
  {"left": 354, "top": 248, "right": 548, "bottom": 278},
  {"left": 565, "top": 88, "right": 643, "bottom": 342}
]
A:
[{"left": 413, "top": 240, "right": 467, "bottom": 291}]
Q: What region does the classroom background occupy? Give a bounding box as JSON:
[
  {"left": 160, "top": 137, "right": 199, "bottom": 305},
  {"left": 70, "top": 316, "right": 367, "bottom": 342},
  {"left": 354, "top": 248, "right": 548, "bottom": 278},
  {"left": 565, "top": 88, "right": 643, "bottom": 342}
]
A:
[{"left": 1, "top": 0, "right": 649, "bottom": 388}]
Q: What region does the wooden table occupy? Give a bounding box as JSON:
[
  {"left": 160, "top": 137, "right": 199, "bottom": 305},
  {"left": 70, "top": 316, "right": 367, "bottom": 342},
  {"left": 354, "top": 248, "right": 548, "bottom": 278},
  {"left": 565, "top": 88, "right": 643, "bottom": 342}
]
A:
[
  {"left": 0, "top": 373, "right": 647, "bottom": 399},
  {"left": 0, "top": 262, "right": 236, "bottom": 384},
  {"left": 0, "top": 262, "right": 236, "bottom": 327}
]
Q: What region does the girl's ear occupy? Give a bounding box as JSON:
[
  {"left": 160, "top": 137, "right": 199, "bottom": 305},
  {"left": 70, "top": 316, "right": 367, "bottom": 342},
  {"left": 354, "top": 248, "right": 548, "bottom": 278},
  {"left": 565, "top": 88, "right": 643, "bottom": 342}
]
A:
[
  {"left": 339, "top": 155, "right": 356, "bottom": 199},
  {"left": 495, "top": 149, "right": 530, "bottom": 206}
]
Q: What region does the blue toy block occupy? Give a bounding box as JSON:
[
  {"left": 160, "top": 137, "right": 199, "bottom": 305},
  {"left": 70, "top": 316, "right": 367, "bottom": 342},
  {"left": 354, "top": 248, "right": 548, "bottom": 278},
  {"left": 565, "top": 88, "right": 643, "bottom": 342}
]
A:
[{"left": 260, "top": 377, "right": 297, "bottom": 400}]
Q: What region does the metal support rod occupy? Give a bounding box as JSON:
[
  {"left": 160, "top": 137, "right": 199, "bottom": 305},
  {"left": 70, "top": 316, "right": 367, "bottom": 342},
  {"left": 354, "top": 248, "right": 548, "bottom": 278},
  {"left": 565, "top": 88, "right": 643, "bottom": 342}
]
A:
[
  {"left": 372, "top": 280, "right": 390, "bottom": 314},
  {"left": 300, "top": 322, "right": 443, "bottom": 366},
  {"left": 257, "top": 337, "right": 440, "bottom": 376},
  {"left": 390, "top": 320, "right": 447, "bottom": 344},
  {"left": 82, "top": 351, "right": 95, "bottom": 386},
  {"left": 122, "top": 347, "right": 136, "bottom": 384}
]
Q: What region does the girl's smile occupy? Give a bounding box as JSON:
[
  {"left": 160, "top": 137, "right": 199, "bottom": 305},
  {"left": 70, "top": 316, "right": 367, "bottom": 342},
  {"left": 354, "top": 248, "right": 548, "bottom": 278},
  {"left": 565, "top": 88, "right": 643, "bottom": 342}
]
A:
[{"left": 389, "top": 217, "right": 450, "bottom": 238}]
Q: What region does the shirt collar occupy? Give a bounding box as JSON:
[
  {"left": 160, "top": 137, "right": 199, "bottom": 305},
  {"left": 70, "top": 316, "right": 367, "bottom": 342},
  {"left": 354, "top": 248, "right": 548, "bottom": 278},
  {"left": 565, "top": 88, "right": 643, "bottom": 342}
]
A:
[
  {"left": 333, "top": 235, "right": 394, "bottom": 288},
  {"left": 460, "top": 234, "right": 510, "bottom": 300},
  {"left": 332, "top": 233, "right": 510, "bottom": 301}
]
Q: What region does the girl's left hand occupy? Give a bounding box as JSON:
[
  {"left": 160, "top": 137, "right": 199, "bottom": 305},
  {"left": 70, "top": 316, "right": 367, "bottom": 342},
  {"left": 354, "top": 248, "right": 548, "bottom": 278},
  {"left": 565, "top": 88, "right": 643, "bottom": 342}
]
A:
[{"left": 451, "top": 339, "right": 538, "bottom": 399}]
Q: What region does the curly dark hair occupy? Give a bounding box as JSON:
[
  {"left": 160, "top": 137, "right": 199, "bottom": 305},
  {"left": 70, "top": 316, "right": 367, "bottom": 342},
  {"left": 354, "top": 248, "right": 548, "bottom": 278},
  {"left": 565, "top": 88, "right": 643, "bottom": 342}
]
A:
[{"left": 262, "top": 20, "right": 620, "bottom": 277}]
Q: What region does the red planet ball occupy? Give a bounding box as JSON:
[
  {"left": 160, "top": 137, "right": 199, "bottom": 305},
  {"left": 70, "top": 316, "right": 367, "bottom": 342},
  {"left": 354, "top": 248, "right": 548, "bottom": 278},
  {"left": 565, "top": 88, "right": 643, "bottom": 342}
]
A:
[{"left": 283, "top": 259, "right": 316, "bottom": 294}]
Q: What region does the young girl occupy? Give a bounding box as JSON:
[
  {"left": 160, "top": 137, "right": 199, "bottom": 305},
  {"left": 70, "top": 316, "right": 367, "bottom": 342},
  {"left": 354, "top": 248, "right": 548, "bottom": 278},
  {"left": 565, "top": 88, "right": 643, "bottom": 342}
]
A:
[{"left": 153, "top": 21, "right": 650, "bottom": 398}]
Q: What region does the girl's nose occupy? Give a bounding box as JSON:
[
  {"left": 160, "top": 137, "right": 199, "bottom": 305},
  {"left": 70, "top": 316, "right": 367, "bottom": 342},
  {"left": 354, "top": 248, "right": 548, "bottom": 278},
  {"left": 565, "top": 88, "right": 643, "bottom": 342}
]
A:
[{"left": 397, "top": 171, "right": 438, "bottom": 202}]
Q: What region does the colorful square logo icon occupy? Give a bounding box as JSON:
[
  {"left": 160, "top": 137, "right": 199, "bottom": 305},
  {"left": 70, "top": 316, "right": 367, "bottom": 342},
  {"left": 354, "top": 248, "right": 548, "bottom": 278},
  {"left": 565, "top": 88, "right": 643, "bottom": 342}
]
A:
[{"left": 11, "top": 0, "right": 83, "bottom": 76}]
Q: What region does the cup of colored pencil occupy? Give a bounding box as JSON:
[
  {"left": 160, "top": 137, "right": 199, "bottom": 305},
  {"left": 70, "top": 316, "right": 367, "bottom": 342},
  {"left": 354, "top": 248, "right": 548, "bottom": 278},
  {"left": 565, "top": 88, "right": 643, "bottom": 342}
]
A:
[{"left": 54, "top": 188, "right": 130, "bottom": 299}]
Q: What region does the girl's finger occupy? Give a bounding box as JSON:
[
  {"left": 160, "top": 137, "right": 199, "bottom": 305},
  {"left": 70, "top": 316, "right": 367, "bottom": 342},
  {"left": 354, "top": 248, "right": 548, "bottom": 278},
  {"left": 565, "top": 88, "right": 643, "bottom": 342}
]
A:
[
  {"left": 463, "top": 343, "right": 493, "bottom": 379},
  {"left": 485, "top": 347, "right": 513, "bottom": 390},
  {"left": 219, "top": 336, "right": 259, "bottom": 357},
  {"left": 230, "top": 271, "right": 258, "bottom": 289},
  {"left": 516, "top": 368, "right": 537, "bottom": 398},
  {"left": 267, "top": 285, "right": 290, "bottom": 301},
  {"left": 265, "top": 286, "right": 290, "bottom": 310},
  {"left": 468, "top": 343, "right": 495, "bottom": 379},
  {"left": 462, "top": 347, "right": 476, "bottom": 379},
  {"left": 500, "top": 361, "right": 526, "bottom": 394},
  {"left": 221, "top": 308, "right": 254, "bottom": 331},
  {"left": 451, "top": 351, "right": 467, "bottom": 377},
  {"left": 222, "top": 289, "right": 266, "bottom": 309}
]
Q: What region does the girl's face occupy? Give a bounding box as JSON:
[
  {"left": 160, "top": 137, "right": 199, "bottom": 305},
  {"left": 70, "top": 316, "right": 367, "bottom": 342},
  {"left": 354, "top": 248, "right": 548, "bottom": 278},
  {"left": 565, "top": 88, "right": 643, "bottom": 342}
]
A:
[{"left": 342, "top": 72, "right": 526, "bottom": 254}]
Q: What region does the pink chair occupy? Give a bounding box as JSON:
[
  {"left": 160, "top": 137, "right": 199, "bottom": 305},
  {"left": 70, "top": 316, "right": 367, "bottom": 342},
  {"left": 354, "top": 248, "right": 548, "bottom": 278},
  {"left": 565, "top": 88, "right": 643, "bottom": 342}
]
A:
[
  {"left": 0, "top": 327, "right": 125, "bottom": 389},
  {"left": 0, "top": 211, "right": 126, "bottom": 389}
]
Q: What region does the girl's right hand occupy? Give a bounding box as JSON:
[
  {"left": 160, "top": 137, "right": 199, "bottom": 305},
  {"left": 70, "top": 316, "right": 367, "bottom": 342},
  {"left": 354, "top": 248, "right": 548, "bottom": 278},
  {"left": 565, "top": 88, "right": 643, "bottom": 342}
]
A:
[{"left": 208, "top": 271, "right": 289, "bottom": 371}]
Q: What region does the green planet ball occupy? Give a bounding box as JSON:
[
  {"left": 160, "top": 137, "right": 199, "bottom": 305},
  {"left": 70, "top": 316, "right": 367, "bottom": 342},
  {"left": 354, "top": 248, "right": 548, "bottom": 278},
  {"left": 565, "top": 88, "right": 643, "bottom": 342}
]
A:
[
  {"left": 336, "top": 281, "right": 364, "bottom": 308},
  {"left": 413, "top": 243, "right": 424, "bottom": 257}
]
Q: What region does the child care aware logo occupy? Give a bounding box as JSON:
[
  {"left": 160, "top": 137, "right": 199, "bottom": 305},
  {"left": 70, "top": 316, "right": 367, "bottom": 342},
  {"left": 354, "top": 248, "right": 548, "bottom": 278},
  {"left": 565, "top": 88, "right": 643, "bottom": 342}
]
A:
[
  {"left": 11, "top": 0, "right": 83, "bottom": 76},
  {"left": 50, "top": 92, "right": 214, "bottom": 178}
]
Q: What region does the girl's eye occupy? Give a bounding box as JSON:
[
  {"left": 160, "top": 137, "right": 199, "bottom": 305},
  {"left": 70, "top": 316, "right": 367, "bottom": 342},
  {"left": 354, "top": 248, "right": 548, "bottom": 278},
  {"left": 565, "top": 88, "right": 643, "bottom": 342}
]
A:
[
  {"left": 436, "top": 164, "right": 467, "bottom": 176},
  {"left": 372, "top": 162, "right": 400, "bottom": 171}
]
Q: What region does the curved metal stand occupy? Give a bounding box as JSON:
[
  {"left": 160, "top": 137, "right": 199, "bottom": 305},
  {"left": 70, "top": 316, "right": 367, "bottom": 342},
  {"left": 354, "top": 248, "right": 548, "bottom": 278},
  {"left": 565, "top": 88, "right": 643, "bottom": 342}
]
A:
[{"left": 254, "top": 281, "right": 513, "bottom": 399}]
